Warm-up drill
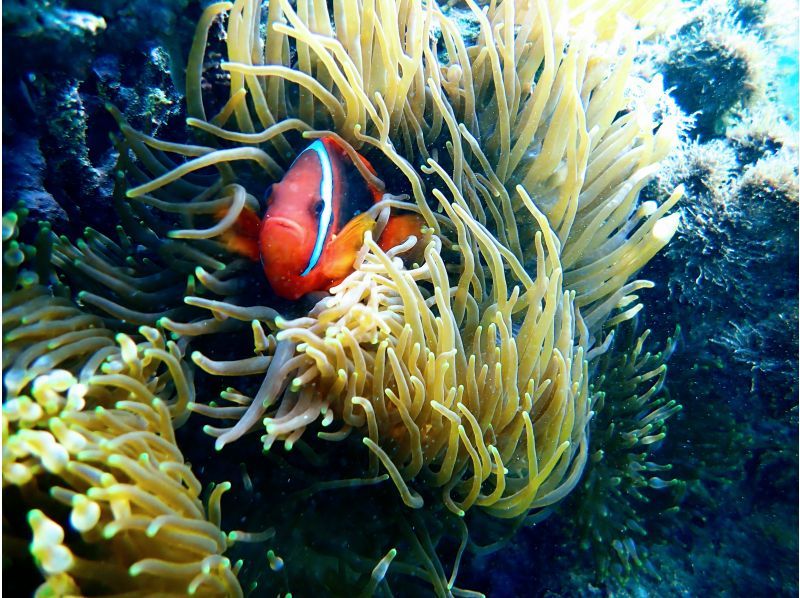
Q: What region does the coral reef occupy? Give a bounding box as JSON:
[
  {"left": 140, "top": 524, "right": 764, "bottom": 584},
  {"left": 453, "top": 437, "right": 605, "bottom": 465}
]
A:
[
  {"left": 632, "top": 1, "right": 799, "bottom": 594},
  {"left": 661, "top": 2, "right": 766, "bottom": 136},
  {"left": 650, "top": 105, "right": 798, "bottom": 415},
  {"left": 2, "top": 0, "right": 193, "bottom": 237}
]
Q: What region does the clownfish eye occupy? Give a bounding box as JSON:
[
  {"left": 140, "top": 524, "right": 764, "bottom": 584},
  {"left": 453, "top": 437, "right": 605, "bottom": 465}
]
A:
[{"left": 313, "top": 200, "right": 324, "bottom": 217}]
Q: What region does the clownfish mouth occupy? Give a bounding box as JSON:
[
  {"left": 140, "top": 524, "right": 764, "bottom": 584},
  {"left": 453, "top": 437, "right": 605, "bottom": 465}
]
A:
[{"left": 264, "top": 216, "right": 306, "bottom": 241}]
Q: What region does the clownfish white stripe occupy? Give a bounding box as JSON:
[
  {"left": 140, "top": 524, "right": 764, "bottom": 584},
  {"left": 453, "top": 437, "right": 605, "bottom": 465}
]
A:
[{"left": 300, "top": 139, "right": 334, "bottom": 276}]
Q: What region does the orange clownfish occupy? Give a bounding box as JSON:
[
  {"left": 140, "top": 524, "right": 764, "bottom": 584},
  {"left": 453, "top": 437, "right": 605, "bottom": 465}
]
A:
[{"left": 221, "top": 136, "right": 424, "bottom": 300}]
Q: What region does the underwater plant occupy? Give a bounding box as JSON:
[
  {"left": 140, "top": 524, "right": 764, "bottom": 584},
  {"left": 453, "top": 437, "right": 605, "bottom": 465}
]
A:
[{"left": 3, "top": 0, "right": 689, "bottom": 594}]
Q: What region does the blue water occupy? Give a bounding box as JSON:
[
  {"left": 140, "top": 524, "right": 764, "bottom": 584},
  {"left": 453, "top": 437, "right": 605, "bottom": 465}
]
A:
[{"left": 777, "top": 51, "right": 799, "bottom": 121}]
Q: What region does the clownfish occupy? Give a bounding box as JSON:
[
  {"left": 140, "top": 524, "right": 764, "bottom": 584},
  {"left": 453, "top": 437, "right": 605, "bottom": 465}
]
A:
[{"left": 220, "top": 136, "right": 424, "bottom": 300}]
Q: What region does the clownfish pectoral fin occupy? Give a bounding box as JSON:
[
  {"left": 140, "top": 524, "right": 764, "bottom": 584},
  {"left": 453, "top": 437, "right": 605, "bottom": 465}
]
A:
[
  {"left": 216, "top": 204, "right": 261, "bottom": 262},
  {"left": 321, "top": 211, "right": 377, "bottom": 281}
]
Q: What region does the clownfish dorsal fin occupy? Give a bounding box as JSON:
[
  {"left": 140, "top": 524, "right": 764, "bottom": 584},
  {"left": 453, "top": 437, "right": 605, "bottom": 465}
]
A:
[
  {"left": 321, "top": 211, "right": 377, "bottom": 281},
  {"left": 300, "top": 139, "right": 335, "bottom": 277},
  {"left": 322, "top": 136, "right": 384, "bottom": 202},
  {"left": 322, "top": 135, "right": 373, "bottom": 170}
]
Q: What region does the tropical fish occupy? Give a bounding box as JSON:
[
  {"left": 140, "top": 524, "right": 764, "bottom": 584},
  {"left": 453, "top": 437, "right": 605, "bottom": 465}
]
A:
[{"left": 221, "top": 136, "right": 423, "bottom": 300}]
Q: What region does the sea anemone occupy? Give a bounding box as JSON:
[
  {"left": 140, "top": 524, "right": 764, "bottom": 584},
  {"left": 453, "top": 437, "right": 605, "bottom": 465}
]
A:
[
  {"left": 564, "top": 320, "right": 683, "bottom": 582},
  {"left": 2, "top": 208, "right": 277, "bottom": 596},
  {"left": 95, "top": 0, "right": 683, "bottom": 519},
  {"left": 4, "top": 0, "right": 687, "bottom": 593}
]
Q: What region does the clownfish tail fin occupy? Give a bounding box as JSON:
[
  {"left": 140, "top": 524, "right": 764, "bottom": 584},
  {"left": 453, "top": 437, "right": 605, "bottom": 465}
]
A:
[{"left": 378, "top": 214, "right": 426, "bottom": 253}]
